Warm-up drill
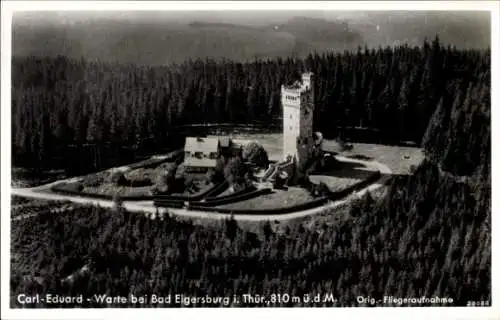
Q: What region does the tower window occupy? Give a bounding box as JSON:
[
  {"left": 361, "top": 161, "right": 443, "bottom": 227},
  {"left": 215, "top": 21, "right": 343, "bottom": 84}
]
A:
[
  {"left": 290, "top": 114, "right": 292, "bottom": 119},
  {"left": 289, "top": 126, "right": 293, "bottom": 130}
]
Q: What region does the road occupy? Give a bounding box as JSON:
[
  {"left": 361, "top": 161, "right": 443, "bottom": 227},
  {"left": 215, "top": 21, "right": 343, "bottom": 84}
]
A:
[{"left": 10, "top": 156, "right": 392, "bottom": 222}]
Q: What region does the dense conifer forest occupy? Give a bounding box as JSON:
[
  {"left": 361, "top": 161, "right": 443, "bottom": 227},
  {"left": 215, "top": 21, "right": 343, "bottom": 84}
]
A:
[
  {"left": 10, "top": 153, "right": 491, "bottom": 307},
  {"left": 12, "top": 37, "right": 489, "bottom": 172},
  {"left": 10, "top": 35, "right": 490, "bottom": 307}
]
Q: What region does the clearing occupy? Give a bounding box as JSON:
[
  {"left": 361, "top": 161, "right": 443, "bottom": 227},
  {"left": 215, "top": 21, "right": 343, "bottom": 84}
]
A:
[
  {"left": 216, "top": 187, "right": 315, "bottom": 211},
  {"left": 226, "top": 133, "right": 424, "bottom": 175},
  {"left": 309, "top": 158, "right": 380, "bottom": 192}
]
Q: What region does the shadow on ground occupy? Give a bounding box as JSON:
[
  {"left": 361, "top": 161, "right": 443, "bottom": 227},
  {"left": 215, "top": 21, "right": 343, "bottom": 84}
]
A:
[{"left": 312, "top": 158, "right": 412, "bottom": 182}]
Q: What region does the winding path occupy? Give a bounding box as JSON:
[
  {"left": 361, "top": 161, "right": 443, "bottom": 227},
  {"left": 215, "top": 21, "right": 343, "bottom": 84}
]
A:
[{"left": 11, "top": 156, "right": 392, "bottom": 222}]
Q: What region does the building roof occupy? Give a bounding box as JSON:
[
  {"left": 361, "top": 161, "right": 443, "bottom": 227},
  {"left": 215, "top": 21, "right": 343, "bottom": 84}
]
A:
[
  {"left": 185, "top": 137, "right": 219, "bottom": 153},
  {"left": 184, "top": 157, "right": 217, "bottom": 168}
]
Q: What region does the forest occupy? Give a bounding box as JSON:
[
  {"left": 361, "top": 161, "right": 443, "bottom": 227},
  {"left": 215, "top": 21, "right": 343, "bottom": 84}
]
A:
[
  {"left": 10, "top": 36, "right": 490, "bottom": 307},
  {"left": 10, "top": 156, "right": 491, "bottom": 307},
  {"left": 11, "top": 37, "right": 490, "bottom": 173}
]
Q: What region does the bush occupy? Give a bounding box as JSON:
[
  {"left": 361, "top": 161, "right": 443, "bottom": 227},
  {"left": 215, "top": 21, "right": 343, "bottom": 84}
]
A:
[
  {"left": 154, "top": 165, "right": 179, "bottom": 195},
  {"left": 174, "top": 164, "right": 186, "bottom": 180},
  {"left": 110, "top": 171, "right": 128, "bottom": 186},
  {"left": 317, "top": 182, "right": 331, "bottom": 197},
  {"left": 206, "top": 168, "right": 220, "bottom": 183},
  {"left": 242, "top": 142, "right": 269, "bottom": 168},
  {"left": 224, "top": 156, "right": 248, "bottom": 187},
  {"left": 126, "top": 170, "right": 153, "bottom": 187},
  {"left": 112, "top": 193, "right": 123, "bottom": 209},
  {"left": 57, "top": 182, "right": 84, "bottom": 193},
  {"left": 211, "top": 157, "right": 226, "bottom": 183},
  {"left": 298, "top": 174, "right": 312, "bottom": 189},
  {"left": 129, "top": 178, "right": 152, "bottom": 187},
  {"left": 82, "top": 174, "right": 104, "bottom": 187},
  {"left": 305, "top": 180, "right": 331, "bottom": 198}
]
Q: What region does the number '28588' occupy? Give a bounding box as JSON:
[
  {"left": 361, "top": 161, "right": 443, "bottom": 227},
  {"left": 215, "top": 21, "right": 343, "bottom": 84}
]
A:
[{"left": 467, "top": 301, "right": 490, "bottom": 307}]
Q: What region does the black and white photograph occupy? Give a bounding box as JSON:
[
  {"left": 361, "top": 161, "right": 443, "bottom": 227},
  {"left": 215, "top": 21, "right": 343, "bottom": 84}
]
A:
[{"left": 1, "top": 1, "right": 498, "bottom": 319}]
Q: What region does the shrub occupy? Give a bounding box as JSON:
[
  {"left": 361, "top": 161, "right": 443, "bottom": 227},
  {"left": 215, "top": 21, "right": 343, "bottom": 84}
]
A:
[
  {"left": 129, "top": 178, "right": 153, "bottom": 188},
  {"left": 174, "top": 164, "right": 186, "bottom": 180},
  {"left": 317, "top": 182, "right": 331, "bottom": 197},
  {"left": 112, "top": 193, "right": 123, "bottom": 209},
  {"left": 206, "top": 168, "right": 216, "bottom": 183},
  {"left": 110, "top": 171, "right": 128, "bottom": 186},
  {"left": 82, "top": 174, "right": 104, "bottom": 187},
  {"left": 242, "top": 142, "right": 269, "bottom": 168},
  {"left": 224, "top": 156, "right": 248, "bottom": 187},
  {"left": 58, "top": 182, "right": 84, "bottom": 193},
  {"left": 298, "top": 174, "right": 312, "bottom": 189},
  {"left": 211, "top": 157, "right": 226, "bottom": 182},
  {"left": 154, "top": 164, "right": 179, "bottom": 195},
  {"left": 127, "top": 170, "right": 153, "bottom": 187}
]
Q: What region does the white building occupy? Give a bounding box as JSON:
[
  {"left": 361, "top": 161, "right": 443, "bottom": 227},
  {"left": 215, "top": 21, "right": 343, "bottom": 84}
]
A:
[{"left": 281, "top": 72, "right": 315, "bottom": 181}]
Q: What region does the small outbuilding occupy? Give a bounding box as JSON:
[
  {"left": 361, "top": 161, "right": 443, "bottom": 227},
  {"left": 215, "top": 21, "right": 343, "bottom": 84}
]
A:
[
  {"left": 183, "top": 136, "right": 234, "bottom": 172},
  {"left": 183, "top": 137, "right": 219, "bottom": 173}
]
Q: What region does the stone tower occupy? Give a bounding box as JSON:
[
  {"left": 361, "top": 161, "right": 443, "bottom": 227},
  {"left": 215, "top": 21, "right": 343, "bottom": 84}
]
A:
[{"left": 281, "top": 72, "right": 315, "bottom": 181}]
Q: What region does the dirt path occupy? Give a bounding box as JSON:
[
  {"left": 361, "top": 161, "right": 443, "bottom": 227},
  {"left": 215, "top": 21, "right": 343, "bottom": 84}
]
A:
[{"left": 10, "top": 156, "right": 391, "bottom": 222}]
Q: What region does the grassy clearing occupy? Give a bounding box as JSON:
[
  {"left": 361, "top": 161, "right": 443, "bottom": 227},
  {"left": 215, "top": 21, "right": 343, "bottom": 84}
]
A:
[
  {"left": 309, "top": 159, "right": 380, "bottom": 192},
  {"left": 123, "top": 162, "right": 175, "bottom": 184},
  {"left": 57, "top": 160, "right": 214, "bottom": 197},
  {"left": 323, "top": 141, "right": 425, "bottom": 175},
  {"left": 82, "top": 184, "right": 153, "bottom": 197},
  {"left": 229, "top": 133, "right": 424, "bottom": 174},
  {"left": 309, "top": 175, "right": 363, "bottom": 193},
  {"left": 217, "top": 187, "right": 315, "bottom": 211},
  {"left": 55, "top": 159, "right": 178, "bottom": 197},
  {"left": 204, "top": 133, "right": 422, "bottom": 231}
]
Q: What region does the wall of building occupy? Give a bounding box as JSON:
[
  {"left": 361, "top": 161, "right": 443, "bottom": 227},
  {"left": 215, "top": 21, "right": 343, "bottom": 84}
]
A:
[
  {"left": 281, "top": 73, "right": 315, "bottom": 181},
  {"left": 282, "top": 91, "right": 301, "bottom": 163}
]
